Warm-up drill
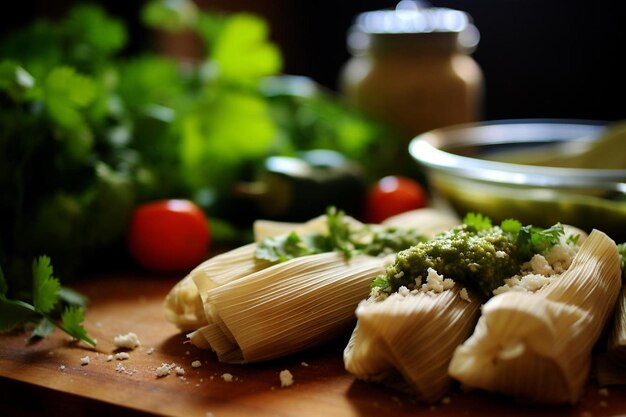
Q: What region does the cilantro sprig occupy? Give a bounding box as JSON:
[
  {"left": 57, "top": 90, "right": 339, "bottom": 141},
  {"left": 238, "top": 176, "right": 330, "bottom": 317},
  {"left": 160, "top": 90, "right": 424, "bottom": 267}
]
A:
[
  {"left": 464, "top": 213, "right": 565, "bottom": 257},
  {"left": 255, "top": 207, "right": 426, "bottom": 263},
  {"left": 0, "top": 256, "right": 96, "bottom": 347}
]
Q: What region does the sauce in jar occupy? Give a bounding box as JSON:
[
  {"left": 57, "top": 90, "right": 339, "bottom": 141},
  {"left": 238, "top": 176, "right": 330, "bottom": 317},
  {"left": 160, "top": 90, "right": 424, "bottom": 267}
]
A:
[{"left": 340, "top": 1, "right": 484, "bottom": 162}]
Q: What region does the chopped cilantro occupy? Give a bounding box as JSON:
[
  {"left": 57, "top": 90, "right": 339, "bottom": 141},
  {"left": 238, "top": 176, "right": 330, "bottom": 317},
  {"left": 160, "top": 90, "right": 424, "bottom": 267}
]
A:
[
  {"left": 516, "top": 223, "right": 564, "bottom": 258},
  {"left": 463, "top": 212, "right": 492, "bottom": 231},
  {"left": 500, "top": 218, "right": 522, "bottom": 235},
  {"left": 255, "top": 207, "right": 426, "bottom": 264},
  {"left": 255, "top": 231, "right": 331, "bottom": 263}
]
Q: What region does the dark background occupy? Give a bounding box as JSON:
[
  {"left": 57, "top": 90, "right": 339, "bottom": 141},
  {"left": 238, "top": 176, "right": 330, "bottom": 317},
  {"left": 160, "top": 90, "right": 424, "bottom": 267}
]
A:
[{"left": 3, "top": 0, "right": 626, "bottom": 123}]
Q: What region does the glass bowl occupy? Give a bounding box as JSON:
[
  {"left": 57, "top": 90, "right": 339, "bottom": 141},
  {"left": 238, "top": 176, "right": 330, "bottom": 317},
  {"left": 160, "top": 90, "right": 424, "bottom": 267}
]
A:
[{"left": 409, "top": 119, "right": 626, "bottom": 242}]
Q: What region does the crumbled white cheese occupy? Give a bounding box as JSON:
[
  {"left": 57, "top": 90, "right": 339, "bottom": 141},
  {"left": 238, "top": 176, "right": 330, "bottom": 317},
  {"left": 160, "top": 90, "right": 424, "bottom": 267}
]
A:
[
  {"left": 59, "top": 364, "right": 66, "bottom": 371},
  {"left": 146, "top": 347, "right": 155, "bottom": 355},
  {"left": 545, "top": 244, "right": 576, "bottom": 273},
  {"left": 80, "top": 356, "right": 90, "bottom": 366},
  {"left": 106, "top": 354, "right": 114, "bottom": 362},
  {"left": 279, "top": 369, "right": 294, "bottom": 387},
  {"left": 492, "top": 240, "right": 579, "bottom": 295},
  {"left": 394, "top": 270, "right": 405, "bottom": 279},
  {"left": 221, "top": 373, "right": 234, "bottom": 382},
  {"left": 155, "top": 363, "right": 176, "bottom": 377},
  {"left": 527, "top": 254, "right": 554, "bottom": 276},
  {"left": 495, "top": 251, "right": 507, "bottom": 258},
  {"left": 459, "top": 288, "right": 471, "bottom": 302},
  {"left": 301, "top": 362, "right": 309, "bottom": 367},
  {"left": 398, "top": 286, "right": 410, "bottom": 297},
  {"left": 421, "top": 268, "right": 454, "bottom": 293},
  {"left": 113, "top": 332, "right": 141, "bottom": 349},
  {"left": 175, "top": 366, "right": 185, "bottom": 376},
  {"left": 191, "top": 360, "right": 202, "bottom": 368},
  {"left": 115, "top": 352, "right": 130, "bottom": 360},
  {"left": 493, "top": 273, "right": 553, "bottom": 295}
]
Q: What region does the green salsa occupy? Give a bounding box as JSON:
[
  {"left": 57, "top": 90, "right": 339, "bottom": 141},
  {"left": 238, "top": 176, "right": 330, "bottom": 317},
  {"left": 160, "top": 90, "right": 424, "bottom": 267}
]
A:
[{"left": 372, "top": 215, "right": 566, "bottom": 298}]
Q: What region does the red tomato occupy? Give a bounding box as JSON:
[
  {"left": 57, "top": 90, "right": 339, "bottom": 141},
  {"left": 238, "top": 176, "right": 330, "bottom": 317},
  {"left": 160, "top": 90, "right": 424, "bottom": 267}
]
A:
[
  {"left": 364, "top": 176, "right": 428, "bottom": 223},
  {"left": 127, "top": 199, "right": 210, "bottom": 273}
]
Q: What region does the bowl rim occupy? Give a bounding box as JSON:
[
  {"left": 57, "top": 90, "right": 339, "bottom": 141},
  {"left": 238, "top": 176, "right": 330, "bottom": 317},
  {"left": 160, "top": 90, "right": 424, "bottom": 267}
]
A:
[{"left": 409, "top": 119, "right": 626, "bottom": 192}]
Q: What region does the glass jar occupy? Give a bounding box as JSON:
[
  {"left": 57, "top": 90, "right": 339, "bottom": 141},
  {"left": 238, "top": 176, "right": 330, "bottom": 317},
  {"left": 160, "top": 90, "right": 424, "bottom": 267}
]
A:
[{"left": 340, "top": 2, "right": 484, "bottom": 151}]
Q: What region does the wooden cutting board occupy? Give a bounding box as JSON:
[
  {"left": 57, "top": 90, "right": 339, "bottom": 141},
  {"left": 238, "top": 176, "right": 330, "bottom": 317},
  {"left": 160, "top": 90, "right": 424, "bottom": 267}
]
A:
[{"left": 1, "top": 274, "right": 625, "bottom": 417}]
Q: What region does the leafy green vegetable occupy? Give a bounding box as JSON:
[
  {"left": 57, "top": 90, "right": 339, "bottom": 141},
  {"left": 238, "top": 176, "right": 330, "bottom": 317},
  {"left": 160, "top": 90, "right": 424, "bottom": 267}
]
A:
[
  {"left": 256, "top": 231, "right": 332, "bottom": 263},
  {"left": 0, "top": 256, "right": 95, "bottom": 346},
  {"left": 32, "top": 256, "right": 61, "bottom": 314},
  {"left": 255, "top": 207, "right": 426, "bottom": 263},
  {"left": 0, "top": 1, "right": 393, "bottom": 292},
  {"left": 515, "top": 223, "right": 564, "bottom": 258},
  {"left": 463, "top": 212, "right": 492, "bottom": 231}
]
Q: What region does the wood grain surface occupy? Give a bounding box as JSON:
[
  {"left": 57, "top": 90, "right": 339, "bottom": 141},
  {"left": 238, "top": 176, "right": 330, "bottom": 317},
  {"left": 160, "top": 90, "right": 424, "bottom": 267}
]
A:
[{"left": 1, "top": 274, "right": 625, "bottom": 417}]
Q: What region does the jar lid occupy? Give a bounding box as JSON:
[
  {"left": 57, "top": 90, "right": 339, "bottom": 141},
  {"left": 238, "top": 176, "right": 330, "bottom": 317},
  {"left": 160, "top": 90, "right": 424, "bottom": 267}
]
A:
[{"left": 348, "top": 1, "right": 479, "bottom": 53}]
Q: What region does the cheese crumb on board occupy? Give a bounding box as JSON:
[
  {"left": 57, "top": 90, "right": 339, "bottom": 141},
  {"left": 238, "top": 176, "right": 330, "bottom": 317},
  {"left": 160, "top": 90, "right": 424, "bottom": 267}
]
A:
[
  {"left": 155, "top": 363, "right": 177, "bottom": 377},
  {"left": 106, "top": 355, "right": 114, "bottom": 362},
  {"left": 80, "top": 356, "right": 90, "bottom": 366},
  {"left": 175, "top": 366, "right": 186, "bottom": 376},
  {"left": 221, "top": 373, "right": 234, "bottom": 382},
  {"left": 113, "top": 332, "right": 141, "bottom": 349},
  {"left": 279, "top": 370, "right": 294, "bottom": 387},
  {"left": 191, "top": 360, "right": 202, "bottom": 368},
  {"left": 115, "top": 352, "right": 130, "bottom": 360}
]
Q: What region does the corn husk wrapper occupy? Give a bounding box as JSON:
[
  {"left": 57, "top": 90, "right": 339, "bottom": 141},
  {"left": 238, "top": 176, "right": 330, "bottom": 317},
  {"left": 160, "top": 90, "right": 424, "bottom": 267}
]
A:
[
  {"left": 163, "top": 215, "right": 333, "bottom": 330},
  {"left": 448, "top": 229, "right": 622, "bottom": 404},
  {"left": 163, "top": 274, "right": 208, "bottom": 331},
  {"left": 607, "top": 285, "right": 626, "bottom": 360},
  {"left": 595, "top": 286, "right": 626, "bottom": 386},
  {"left": 189, "top": 251, "right": 389, "bottom": 363},
  {"left": 344, "top": 285, "right": 481, "bottom": 402}
]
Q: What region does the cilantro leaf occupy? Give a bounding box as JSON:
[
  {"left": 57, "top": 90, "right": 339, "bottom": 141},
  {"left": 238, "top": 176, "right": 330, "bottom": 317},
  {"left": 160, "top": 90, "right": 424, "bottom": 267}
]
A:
[
  {"left": 255, "top": 231, "right": 330, "bottom": 263},
  {"left": 30, "top": 317, "right": 56, "bottom": 341},
  {"left": 463, "top": 212, "right": 492, "bottom": 231},
  {"left": 44, "top": 66, "right": 96, "bottom": 130},
  {"left": 500, "top": 218, "right": 522, "bottom": 235},
  {"left": 516, "top": 223, "right": 564, "bottom": 258},
  {"left": 211, "top": 13, "right": 282, "bottom": 85},
  {"left": 370, "top": 276, "right": 390, "bottom": 290},
  {"left": 61, "top": 306, "right": 96, "bottom": 347},
  {"left": 63, "top": 4, "right": 127, "bottom": 58},
  {"left": 326, "top": 206, "right": 354, "bottom": 259},
  {"left": 32, "top": 256, "right": 61, "bottom": 314},
  {"left": 142, "top": 0, "right": 198, "bottom": 32},
  {"left": 59, "top": 286, "right": 89, "bottom": 308},
  {"left": 0, "top": 298, "right": 37, "bottom": 330}
]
